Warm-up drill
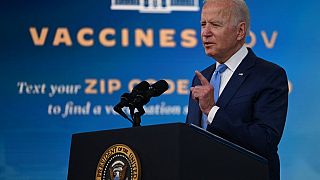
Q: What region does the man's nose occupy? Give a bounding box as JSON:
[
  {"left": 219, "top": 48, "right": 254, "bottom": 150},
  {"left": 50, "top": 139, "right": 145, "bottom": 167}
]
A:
[{"left": 202, "top": 26, "right": 212, "bottom": 37}]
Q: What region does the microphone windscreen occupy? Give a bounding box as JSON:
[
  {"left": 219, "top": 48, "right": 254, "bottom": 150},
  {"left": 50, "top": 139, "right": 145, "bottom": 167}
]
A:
[
  {"left": 133, "top": 81, "right": 150, "bottom": 92},
  {"left": 151, "top": 80, "right": 168, "bottom": 97}
]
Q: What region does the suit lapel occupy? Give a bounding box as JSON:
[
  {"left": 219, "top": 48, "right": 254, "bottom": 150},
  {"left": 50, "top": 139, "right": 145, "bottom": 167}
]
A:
[
  {"left": 216, "top": 49, "right": 256, "bottom": 108},
  {"left": 204, "top": 65, "right": 216, "bottom": 82}
]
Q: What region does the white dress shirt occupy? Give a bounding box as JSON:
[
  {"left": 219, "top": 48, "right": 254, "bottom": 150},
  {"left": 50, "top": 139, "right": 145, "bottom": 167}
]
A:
[{"left": 207, "top": 45, "right": 248, "bottom": 125}]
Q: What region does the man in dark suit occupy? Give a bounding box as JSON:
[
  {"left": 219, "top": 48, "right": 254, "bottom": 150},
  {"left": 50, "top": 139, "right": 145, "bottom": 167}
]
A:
[{"left": 186, "top": 0, "right": 288, "bottom": 180}]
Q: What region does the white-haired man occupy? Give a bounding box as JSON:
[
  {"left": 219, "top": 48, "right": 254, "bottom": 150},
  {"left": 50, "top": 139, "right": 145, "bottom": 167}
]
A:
[{"left": 187, "top": 1, "right": 288, "bottom": 179}]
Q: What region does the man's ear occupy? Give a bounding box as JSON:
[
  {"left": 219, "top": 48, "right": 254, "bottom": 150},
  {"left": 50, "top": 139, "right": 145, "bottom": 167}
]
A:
[{"left": 237, "top": 22, "right": 246, "bottom": 41}]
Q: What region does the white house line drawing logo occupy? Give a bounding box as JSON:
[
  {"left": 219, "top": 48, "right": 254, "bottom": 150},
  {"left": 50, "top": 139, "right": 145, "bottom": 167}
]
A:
[{"left": 111, "top": 0, "right": 199, "bottom": 13}]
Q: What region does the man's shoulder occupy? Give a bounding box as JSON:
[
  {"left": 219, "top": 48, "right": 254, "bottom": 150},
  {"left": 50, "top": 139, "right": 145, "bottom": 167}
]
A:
[
  {"left": 249, "top": 54, "right": 288, "bottom": 87},
  {"left": 254, "top": 56, "right": 286, "bottom": 76},
  {"left": 243, "top": 48, "right": 285, "bottom": 77},
  {"left": 246, "top": 48, "right": 283, "bottom": 71}
]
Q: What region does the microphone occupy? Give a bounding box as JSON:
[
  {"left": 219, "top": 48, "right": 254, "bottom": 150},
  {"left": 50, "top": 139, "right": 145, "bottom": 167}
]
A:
[
  {"left": 132, "top": 80, "right": 168, "bottom": 107},
  {"left": 130, "top": 80, "right": 150, "bottom": 97},
  {"left": 148, "top": 80, "right": 169, "bottom": 97},
  {"left": 114, "top": 81, "right": 150, "bottom": 108},
  {"left": 113, "top": 80, "right": 167, "bottom": 127},
  {"left": 128, "top": 81, "right": 150, "bottom": 116},
  {"left": 114, "top": 93, "right": 131, "bottom": 108},
  {"left": 114, "top": 81, "right": 150, "bottom": 121}
]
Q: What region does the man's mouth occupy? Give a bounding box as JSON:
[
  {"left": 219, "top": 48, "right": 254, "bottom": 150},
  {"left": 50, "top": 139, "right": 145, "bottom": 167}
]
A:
[{"left": 203, "top": 42, "right": 214, "bottom": 47}]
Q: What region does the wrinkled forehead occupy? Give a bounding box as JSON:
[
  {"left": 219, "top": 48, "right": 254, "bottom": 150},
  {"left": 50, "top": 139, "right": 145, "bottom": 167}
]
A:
[{"left": 201, "top": 1, "right": 234, "bottom": 21}]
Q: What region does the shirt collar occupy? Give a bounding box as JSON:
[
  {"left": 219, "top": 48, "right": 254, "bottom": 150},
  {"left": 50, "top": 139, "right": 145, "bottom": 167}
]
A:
[{"left": 216, "top": 45, "right": 248, "bottom": 72}]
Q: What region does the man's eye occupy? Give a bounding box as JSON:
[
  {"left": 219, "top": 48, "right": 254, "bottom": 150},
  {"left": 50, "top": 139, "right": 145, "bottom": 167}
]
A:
[{"left": 211, "top": 23, "right": 222, "bottom": 27}]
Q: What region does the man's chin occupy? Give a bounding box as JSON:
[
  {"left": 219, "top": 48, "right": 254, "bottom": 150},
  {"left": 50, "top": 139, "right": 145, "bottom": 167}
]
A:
[{"left": 204, "top": 49, "right": 217, "bottom": 57}]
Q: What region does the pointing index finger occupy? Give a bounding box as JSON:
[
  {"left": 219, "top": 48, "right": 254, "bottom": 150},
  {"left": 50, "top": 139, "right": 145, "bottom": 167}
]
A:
[{"left": 195, "top": 70, "right": 210, "bottom": 85}]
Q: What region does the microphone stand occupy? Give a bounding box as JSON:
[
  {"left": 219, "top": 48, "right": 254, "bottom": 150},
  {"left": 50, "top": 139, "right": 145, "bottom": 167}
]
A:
[{"left": 131, "top": 106, "right": 145, "bottom": 127}]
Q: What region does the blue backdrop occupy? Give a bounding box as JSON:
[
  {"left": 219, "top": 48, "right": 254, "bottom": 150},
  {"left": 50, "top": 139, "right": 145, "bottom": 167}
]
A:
[{"left": 1, "top": 0, "right": 320, "bottom": 179}]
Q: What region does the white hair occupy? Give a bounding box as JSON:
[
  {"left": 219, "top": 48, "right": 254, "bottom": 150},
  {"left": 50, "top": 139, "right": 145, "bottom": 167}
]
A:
[{"left": 204, "top": 0, "right": 250, "bottom": 35}]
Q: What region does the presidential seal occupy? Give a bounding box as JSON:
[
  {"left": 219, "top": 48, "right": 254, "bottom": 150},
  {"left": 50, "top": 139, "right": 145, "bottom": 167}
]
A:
[{"left": 95, "top": 144, "right": 141, "bottom": 180}]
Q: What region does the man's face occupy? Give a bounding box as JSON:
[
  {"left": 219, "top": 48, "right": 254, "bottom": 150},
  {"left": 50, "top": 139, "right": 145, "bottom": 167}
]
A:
[{"left": 201, "top": 1, "right": 240, "bottom": 63}]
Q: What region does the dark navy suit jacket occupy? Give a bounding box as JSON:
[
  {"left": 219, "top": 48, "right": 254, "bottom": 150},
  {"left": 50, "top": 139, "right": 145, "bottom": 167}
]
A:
[{"left": 186, "top": 49, "right": 288, "bottom": 180}]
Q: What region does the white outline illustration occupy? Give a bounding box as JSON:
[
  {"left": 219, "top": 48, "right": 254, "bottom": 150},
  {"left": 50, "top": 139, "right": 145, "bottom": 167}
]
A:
[{"left": 111, "top": 0, "right": 199, "bottom": 13}]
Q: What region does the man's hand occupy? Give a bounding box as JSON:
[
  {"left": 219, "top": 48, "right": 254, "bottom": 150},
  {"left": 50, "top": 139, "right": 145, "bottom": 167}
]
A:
[{"left": 190, "top": 71, "right": 215, "bottom": 115}]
